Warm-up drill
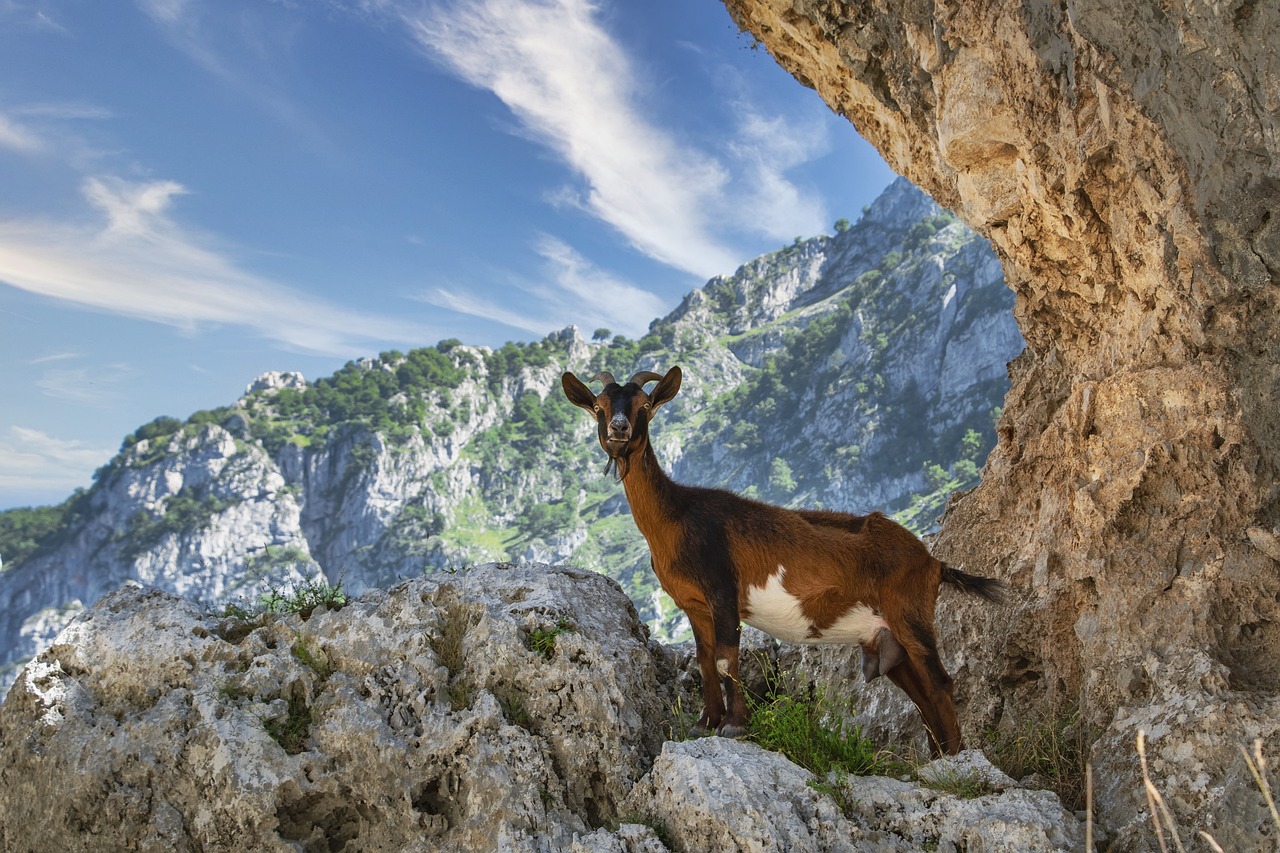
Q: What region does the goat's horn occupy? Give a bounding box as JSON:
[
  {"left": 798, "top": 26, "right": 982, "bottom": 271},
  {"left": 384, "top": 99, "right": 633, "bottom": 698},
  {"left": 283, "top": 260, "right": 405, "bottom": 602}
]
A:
[
  {"left": 590, "top": 371, "right": 617, "bottom": 386},
  {"left": 628, "top": 371, "right": 663, "bottom": 387}
]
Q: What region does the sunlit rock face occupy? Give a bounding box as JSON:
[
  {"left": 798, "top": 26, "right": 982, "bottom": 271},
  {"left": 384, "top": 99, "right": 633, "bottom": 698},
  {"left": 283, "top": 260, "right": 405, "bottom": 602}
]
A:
[{"left": 723, "top": 0, "right": 1280, "bottom": 846}]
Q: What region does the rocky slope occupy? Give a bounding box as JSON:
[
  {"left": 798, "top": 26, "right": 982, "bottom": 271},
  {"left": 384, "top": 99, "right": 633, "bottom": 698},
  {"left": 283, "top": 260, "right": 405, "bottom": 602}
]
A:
[
  {"left": 722, "top": 0, "right": 1280, "bottom": 848},
  {"left": 0, "top": 564, "right": 1085, "bottom": 852},
  {"left": 0, "top": 178, "right": 1021, "bottom": 690}
]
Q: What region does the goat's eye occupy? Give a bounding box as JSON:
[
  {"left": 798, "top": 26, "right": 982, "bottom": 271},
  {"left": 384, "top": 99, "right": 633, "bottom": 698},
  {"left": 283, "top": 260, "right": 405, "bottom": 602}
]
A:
[
  {"left": 592, "top": 405, "right": 601, "bottom": 413},
  {"left": 642, "top": 402, "right": 652, "bottom": 410}
]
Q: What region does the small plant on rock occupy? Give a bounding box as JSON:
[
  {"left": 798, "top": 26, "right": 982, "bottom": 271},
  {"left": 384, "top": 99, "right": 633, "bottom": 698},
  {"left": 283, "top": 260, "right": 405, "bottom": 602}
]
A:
[
  {"left": 986, "top": 707, "right": 1089, "bottom": 811},
  {"left": 262, "top": 576, "right": 347, "bottom": 619},
  {"left": 264, "top": 693, "right": 314, "bottom": 755},
  {"left": 526, "top": 617, "right": 574, "bottom": 661}
]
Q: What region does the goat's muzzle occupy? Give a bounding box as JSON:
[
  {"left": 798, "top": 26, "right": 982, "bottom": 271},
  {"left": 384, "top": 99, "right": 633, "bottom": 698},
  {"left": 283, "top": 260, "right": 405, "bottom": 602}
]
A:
[{"left": 606, "top": 415, "right": 632, "bottom": 447}]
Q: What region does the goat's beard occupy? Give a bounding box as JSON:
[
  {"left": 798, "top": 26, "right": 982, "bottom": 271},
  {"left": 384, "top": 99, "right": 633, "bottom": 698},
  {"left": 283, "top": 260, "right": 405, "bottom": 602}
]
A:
[
  {"left": 604, "top": 453, "right": 629, "bottom": 481},
  {"left": 603, "top": 445, "right": 636, "bottom": 481}
]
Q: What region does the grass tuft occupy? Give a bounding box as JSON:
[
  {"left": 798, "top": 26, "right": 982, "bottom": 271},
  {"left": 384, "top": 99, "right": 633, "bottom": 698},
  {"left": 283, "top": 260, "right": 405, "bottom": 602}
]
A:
[
  {"left": 264, "top": 692, "right": 314, "bottom": 755},
  {"left": 614, "top": 812, "right": 675, "bottom": 848},
  {"left": 262, "top": 576, "right": 348, "bottom": 619},
  {"left": 745, "top": 667, "right": 889, "bottom": 798},
  {"left": 527, "top": 617, "right": 574, "bottom": 661},
  {"left": 430, "top": 604, "right": 481, "bottom": 710},
  {"left": 917, "top": 765, "right": 998, "bottom": 799},
  {"left": 986, "top": 707, "right": 1089, "bottom": 811},
  {"left": 290, "top": 632, "right": 333, "bottom": 680}
]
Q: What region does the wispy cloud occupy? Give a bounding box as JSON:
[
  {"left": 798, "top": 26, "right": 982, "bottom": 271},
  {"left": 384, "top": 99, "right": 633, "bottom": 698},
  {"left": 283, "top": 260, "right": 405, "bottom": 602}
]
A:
[
  {"left": 28, "top": 351, "right": 80, "bottom": 365},
  {"left": 0, "top": 175, "right": 433, "bottom": 355},
  {"left": 0, "top": 102, "right": 114, "bottom": 168},
  {"left": 133, "top": 0, "right": 336, "bottom": 159},
  {"left": 34, "top": 361, "right": 133, "bottom": 406},
  {"left": 0, "top": 113, "right": 42, "bottom": 154},
  {"left": 0, "top": 426, "right": 115, "bottom": 501},
  {"left": 727, "top": 110, "right": 829, "bottom": 241},
  {"left": 388, "top": 0, "right": 822, "bottom": 280},
  {"left": 0, "top": 1, "right": 70, "bottom": 35},
  {"left": 420, "top": 234, "right": 667, "bottom": 338}
]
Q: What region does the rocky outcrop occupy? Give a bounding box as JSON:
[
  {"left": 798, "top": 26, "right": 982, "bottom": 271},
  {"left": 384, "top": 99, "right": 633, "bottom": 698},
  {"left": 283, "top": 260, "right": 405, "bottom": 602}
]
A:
[
  {"left": 0, "top": 565, "right": 1084, "bottom": 852},
  {"left": 722, "top": 0, "right": 1280, "bottom": 847}
]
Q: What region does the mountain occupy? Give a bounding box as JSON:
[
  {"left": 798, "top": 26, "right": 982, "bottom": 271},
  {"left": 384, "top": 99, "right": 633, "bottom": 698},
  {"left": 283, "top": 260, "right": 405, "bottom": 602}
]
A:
[{"left": 0, "top": 178, "right": 1023, "bottom": 692}]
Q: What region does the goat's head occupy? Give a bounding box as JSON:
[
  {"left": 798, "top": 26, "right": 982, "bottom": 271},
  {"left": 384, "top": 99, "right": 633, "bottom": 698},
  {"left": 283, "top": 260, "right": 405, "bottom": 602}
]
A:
[{"left": 562, "top": 366, "right": 682, "bottom": 479}]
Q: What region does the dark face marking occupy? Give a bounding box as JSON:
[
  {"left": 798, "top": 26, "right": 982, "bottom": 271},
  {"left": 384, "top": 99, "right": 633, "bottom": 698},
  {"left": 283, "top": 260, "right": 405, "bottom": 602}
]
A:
[
  {"left": 591, "top": 383, "right": 654, "bottom": 479},
  {"left": 561, "top": 367, "right": 682, "bottom": 480}
]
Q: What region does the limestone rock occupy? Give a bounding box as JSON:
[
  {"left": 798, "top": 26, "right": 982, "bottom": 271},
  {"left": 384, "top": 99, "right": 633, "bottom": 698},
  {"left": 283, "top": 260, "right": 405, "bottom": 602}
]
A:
[
  {"left": 0, "top": 565, "right": 1094, "bottom": 852},
  {"left": 244, "top": 371, "right": 308, "bottom": 396},
  {"left": 723, "top": 0, "right": 1280, "bottom": 844},
  {"left": 0, "top": 564, "right": 674, "bottom": 852},
  {"left": 623, "top": 738, "right": 1083, "bottom": 853}
]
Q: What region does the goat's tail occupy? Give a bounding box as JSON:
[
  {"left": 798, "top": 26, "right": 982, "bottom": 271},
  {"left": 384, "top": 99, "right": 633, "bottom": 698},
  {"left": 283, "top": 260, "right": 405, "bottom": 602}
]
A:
[{"left": 940, "top": 564, "right": 1008, "bottom": 603}]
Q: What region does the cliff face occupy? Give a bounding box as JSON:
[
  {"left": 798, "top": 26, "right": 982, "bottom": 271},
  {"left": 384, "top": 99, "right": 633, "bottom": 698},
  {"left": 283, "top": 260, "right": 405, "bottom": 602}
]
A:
[{"left": 722, "top": 0, "right": 1280, "bottom": 846}]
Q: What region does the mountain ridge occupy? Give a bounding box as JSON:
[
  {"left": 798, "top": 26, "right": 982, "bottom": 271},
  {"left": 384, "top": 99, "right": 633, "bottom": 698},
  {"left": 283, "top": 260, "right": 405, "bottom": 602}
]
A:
[{"left": 0, "top": 177, "right": 1023, "bottom": 691}]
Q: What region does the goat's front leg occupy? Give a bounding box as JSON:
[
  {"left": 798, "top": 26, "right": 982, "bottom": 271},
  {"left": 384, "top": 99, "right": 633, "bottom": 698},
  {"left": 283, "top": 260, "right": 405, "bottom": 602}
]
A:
[
  {"left": 688, "top": 614, "right": 725, "bottom": 735},
  {"left": 713, "top": 634, "right": 747, "bottom": 738},
  {"left": 708, "top": 589, "right": 747, "bottom": 738}
]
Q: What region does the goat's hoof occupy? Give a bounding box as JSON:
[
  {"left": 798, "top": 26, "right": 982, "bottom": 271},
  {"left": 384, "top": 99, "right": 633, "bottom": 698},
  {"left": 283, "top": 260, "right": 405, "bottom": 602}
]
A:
[
  {"left": 716, "top": 723, "right": 747, "bottom": 739},
  {"left": 688, "top": 724, "right": 712, "bottom": 739}
]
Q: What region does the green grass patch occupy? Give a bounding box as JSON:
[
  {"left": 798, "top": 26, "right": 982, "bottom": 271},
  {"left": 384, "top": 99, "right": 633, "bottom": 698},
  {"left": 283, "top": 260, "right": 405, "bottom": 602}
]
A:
[
  {"left": 290, "top": 632, "right": 334, "bottom": 680},
  {"left": 746, "top": 667, "right": 889, "bottom": 795}
]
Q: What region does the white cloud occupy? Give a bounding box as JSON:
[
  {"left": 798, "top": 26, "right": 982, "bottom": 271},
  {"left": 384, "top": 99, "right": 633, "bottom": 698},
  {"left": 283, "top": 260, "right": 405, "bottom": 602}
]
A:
[
  {"left": 137, "top": 0, "right": 191, "bottom": 24},
  {"left": 726, "top": 110, "right": 830, "bottom": 241},
  {"left": 420, "top": 233, "right": 667, "bottom": 338},
  {"left": 0, "top": 426, "right": 114, "bottom": 500},
  {"left": 532, "top": 235, "right": 667, "bottom": 323},
  {"left": 397, "top": 0, "right": 752, "bottom": 279},
  {"left": 0, "top": 176, "right": 434, "bottom": 355},
  {"left": 28, "top": 351, "right": 79, "bottom": 365},
  {"left": 358, "top": 0, "right": 836, "bottom": 281}
]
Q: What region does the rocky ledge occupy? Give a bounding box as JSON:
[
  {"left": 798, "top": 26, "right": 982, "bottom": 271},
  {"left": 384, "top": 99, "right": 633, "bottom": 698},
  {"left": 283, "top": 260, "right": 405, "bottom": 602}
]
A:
[{"left": 0, "top": 564, "right": 1081, "bottom": 852}]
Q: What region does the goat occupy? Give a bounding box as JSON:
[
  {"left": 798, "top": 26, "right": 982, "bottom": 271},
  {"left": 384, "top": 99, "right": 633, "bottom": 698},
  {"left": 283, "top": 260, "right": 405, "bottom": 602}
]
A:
[{"left": 561, "top": 365, "right": 1006, "bottom": 756}]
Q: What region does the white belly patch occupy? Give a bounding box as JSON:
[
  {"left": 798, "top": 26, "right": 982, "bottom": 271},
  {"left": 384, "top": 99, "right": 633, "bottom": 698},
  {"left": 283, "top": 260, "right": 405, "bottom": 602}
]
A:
[{"left": 743, "top": 565, "right": 885, "bottom": 645}]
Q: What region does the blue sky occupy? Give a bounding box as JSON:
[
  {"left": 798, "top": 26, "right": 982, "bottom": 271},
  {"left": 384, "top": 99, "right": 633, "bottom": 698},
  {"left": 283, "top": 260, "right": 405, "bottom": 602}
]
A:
[{"left": 0, "top": 0, "right": 896, "bottom": 510}]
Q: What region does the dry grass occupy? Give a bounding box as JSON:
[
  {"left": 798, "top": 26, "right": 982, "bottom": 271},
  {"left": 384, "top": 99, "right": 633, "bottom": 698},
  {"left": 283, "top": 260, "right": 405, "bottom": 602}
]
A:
[{"left": 986, "top": 708, "right": 1090, "bottom": 811}]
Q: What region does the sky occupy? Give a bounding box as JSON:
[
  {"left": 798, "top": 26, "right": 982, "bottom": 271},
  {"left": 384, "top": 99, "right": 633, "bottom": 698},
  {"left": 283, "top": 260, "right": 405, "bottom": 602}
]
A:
[{"left": 0, "top": 0, "right": 897, "bottom": 510}]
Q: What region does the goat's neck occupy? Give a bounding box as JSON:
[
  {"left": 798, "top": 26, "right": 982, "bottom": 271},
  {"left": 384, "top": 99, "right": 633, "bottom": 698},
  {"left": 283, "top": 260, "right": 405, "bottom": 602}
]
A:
[{"left": 621, "top": 443, "right": 678, "bottom": 540}]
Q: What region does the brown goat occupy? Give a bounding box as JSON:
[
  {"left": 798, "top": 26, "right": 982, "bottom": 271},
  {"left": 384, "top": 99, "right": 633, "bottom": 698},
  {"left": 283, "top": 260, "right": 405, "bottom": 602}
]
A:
[{"left": 562, "top": 365, "right": 1005, "bottom": 756}]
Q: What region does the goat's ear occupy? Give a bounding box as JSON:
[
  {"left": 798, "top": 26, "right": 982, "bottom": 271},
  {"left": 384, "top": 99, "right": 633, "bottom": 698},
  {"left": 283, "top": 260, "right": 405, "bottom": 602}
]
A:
[
  {"left": 562, "top": 372, "right": 597, "bottom": 413},
  {"left": 649, "top": 366, "right": 682, "bottom": 411}
]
